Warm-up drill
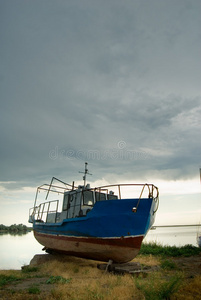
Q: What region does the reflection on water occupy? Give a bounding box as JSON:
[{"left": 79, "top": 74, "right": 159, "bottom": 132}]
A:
[
  {"left": 0, "top": 231, "right": 30, "bottom": 236},
  {"left": 0, "top": 231, "right": 43, "bottom": 270},
  {"left": 0, "top": 226, "right": 199, "bottom": 270},
  {"left": 144, "top": 225, "right": 198, "bottom": 247}
]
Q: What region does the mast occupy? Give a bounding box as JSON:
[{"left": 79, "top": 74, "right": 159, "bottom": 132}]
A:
[{"left": 79, "top": 162, "right": 92, "bottom": 187}]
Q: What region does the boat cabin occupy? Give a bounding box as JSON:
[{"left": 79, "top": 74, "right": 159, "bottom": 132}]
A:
[
  {"left": 33, "top": 184, "right": 118, "bottom": 224},
  {"left": 55, "top": 185, "right": 118, "bottom": 223}
]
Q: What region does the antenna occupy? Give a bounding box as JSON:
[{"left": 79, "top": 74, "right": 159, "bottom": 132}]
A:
[{"left": 79, "top": 162, "right": 92, "bottom": 186}]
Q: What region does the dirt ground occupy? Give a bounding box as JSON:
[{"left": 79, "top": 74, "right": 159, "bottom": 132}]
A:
[{"left": 171, "top": 255, "right": 201, "bottom": 277}]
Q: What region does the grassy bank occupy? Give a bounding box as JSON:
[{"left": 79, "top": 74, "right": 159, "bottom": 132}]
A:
[
  {"left": 139, "top": 242, "right": 201, "bottom": 257},
  {"left": 0, "top": 243, "right": 200, "bottom": 300}
]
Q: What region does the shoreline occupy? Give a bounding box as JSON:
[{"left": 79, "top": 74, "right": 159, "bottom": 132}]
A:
[{"left": 154, "top": 224, "right": 200, "bottom": 227}]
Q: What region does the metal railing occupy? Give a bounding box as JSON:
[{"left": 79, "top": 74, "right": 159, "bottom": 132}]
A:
[
  {"left": 30, "top": 200, "right": 59, "bottom": 223},
  {"left": 93, "top": 183, "right": 159, "bottom": 214},
  {"left": 29, "top": 182, "right": 159, "bottom": 223}
]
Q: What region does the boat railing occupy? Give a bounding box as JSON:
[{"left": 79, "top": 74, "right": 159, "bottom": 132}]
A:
[
  {"left": 29, "top": 200, "right": 59, "bottom": 223},
  {"left": 95, "top": 183, "right": 159, "bottom": 213},
  {"left": 93, "top": 183, "right": 158, "bottom": 197},
  {"left": 134, "top": 183, "right": 159, "bottom": 213},
  {"left": 29, "top": 182, "right": 159, "bottom": 223}
]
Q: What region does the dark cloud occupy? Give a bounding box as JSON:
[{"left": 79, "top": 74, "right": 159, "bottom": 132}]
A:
[{"left": 1, "top": 0, "right": 201, "bottom": 189}]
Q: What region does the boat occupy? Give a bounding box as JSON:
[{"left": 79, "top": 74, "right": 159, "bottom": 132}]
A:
[
  {"left": 197, "top": 223, "right": 201, "bottom": 248},
  {"left": 197, "top": 234, "right": 201, "bottom": 248},
  {"left": 29, "top": 163, "right": 159, "bottom": 263}
]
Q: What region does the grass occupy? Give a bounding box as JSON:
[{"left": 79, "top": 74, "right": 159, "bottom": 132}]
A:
[
  {"left": 139, "top": 242, "right": 201, "bottom": 257},
  {"left": 160, "top": 259, "right": 177, "bottom": 270},
  {"left": 21, "top": 265, "right": 39, "bottom": 273},
  {"left": 0, "top": 274, "right": 21, "bottom": 287},
  {"left": 0, "top": 242, "right": 200, "bottom": 299},
  {"left": 135, "top": 273, "right": 181, "bottom": 300},
  {"left": 46, "top": 275, "right": 72, "bottom": 284},
  {"left": 28, "top": 285, "right": 41, "bottom": 294}
]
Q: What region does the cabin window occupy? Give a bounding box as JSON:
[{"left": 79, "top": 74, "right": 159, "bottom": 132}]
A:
[
  {"left": 83, "top": 191, "right": 94, "bottom": 206},
  {"left": 66, "top": 192, "right": 81, "bottom": 218},
  {"left": 95, "top": 192, "right": 106, "bottom": 202},
  {"left": 72, "top": 194, "right": 78, "bottom": 218},
  {"left": 107, "top": 194, "right": 118, "bottom": 200},
  {"left": 63, "top": 194, "right": 69, "bottom": 211}
]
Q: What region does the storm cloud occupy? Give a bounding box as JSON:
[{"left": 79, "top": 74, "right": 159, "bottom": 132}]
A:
[{"left": 1, "top": 0, "right": 201, "bottom": 190}]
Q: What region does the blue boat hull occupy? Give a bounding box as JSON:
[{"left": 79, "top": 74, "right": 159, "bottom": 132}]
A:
[{"left": 33, "top": 198, "right": 156, "bottom": 263}]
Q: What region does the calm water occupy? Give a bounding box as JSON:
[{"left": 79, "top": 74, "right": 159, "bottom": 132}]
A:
[
  {"left": 143, "top": 225, "right": 199, "bottom": 247},
  {"left": 0, "top": 232, "right": 43, "bottom": 270},
  {"left": 0, "top": 226, "right": 199, "bottom": 270}
]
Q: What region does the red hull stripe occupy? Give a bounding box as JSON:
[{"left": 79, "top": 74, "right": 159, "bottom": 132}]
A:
[{"left": 34, "top": 231, "right": 143, "bottom": 248}]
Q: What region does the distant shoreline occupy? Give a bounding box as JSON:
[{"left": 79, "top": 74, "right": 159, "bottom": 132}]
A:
[
  {"left": 0, "top": 224, "right": 31, "bottom": 234},
  {"left": 155, "top": 224, "right": 199, "bottom": 228}
]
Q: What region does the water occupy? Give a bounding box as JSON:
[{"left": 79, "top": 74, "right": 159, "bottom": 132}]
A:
[
  {"left": 0, "top": 226, "right": 199, "bottom": 270},
  {"left": 0, "top": 232, "right": 43, "bottom": 270},
  {"left": 144, "top": 225, "right": 199, "bottom": 247}
]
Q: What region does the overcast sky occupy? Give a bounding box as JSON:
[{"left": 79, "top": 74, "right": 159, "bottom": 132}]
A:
[{"left": 1, "top": 0, "right": 201, "bottom": 227}]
